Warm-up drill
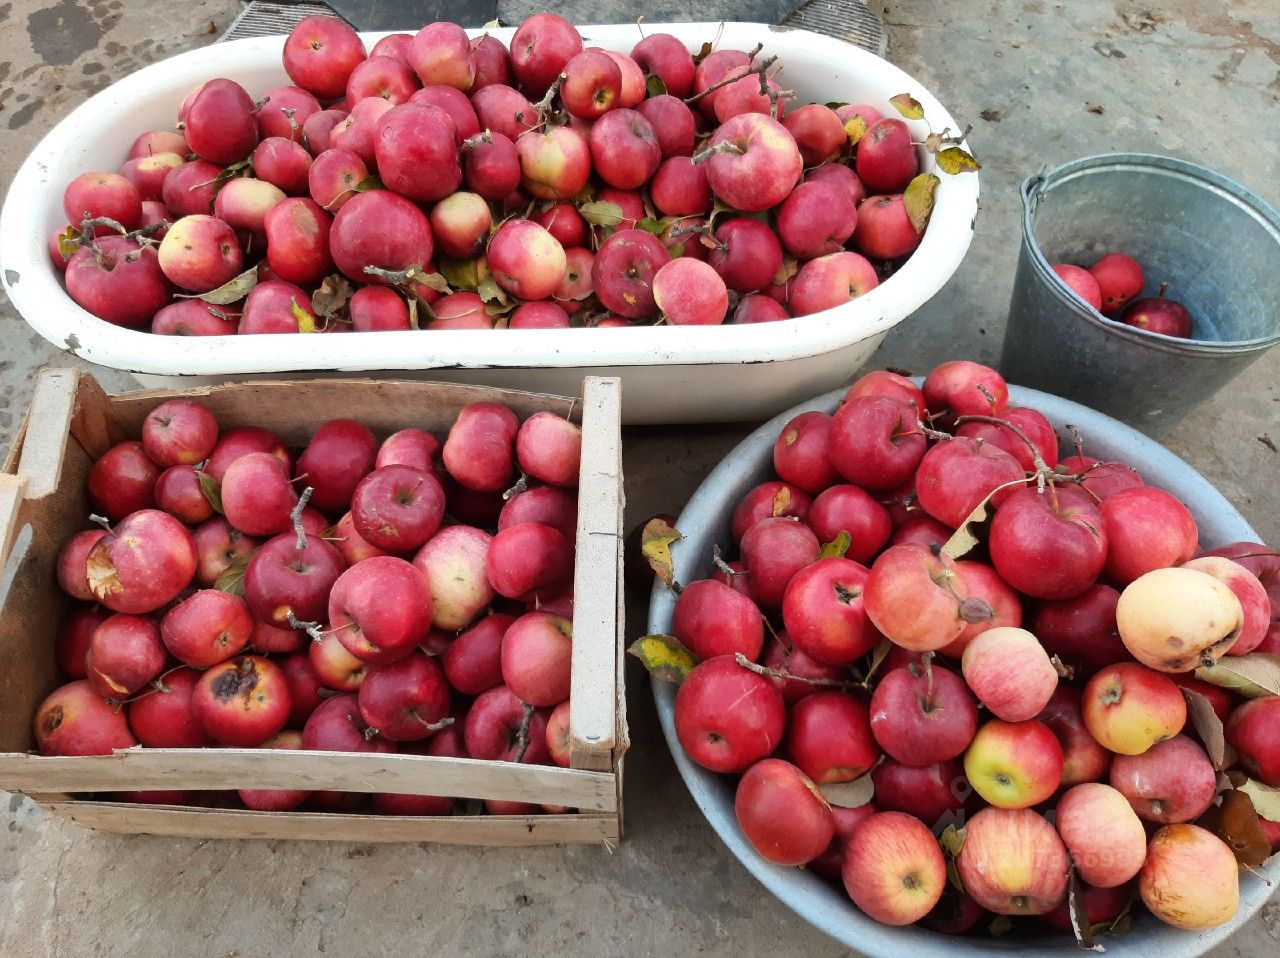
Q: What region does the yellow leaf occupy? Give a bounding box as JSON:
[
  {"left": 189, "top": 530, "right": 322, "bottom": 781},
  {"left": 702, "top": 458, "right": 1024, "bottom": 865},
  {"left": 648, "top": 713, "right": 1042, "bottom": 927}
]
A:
[
  {"left": 936, "top": 147, "right": 981, "bottom": 175},
  {"left": 290, "top": 299, "right": 316, "bottom": 333},
  {"left": 641, "top": 516, "right": 683, "bottom": 589},
  {"left": 939, "top": 823, "right": 966, "bottom": 857},
  {"left": 771, "top": 486, "right": 792, "bottom": 517},
  {"left": 1239, "top": 779, "right": 1280, "bottom": 823},
  {"left": 773, "top": 256, "right": 799, "bottom": 285},
  {"left": 627, "top": 634, "right": 698, "bottom": 683},
  {"left": 820, "top": 531, "right": 851, "bottom": 559},
  {"left": 843, "top": 115, "right": 867, "bottom": 146},
  {"left": 904, "top": 173, "right": 940, "bottom": 234},
  {"left": 889, "top": 92, "right": 926, "bottom": 121}
]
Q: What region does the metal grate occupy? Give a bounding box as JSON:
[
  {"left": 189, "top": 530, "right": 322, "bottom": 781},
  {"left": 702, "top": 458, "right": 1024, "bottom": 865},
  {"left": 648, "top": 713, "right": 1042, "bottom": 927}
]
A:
[
  {"left": 220, "top": 2, "right": 348, "bottom": 41},
  {"left": 782, "top": 0, "right": 888, "bottom": 56},
  {"left": 219, "top": 0, "right": 887, "bottom": 55}
]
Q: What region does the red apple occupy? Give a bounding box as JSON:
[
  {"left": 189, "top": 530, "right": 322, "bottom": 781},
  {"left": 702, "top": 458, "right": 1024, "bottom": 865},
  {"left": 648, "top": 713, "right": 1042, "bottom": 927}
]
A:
[
  {"left": 33, "top": 680, "right": 137, "bottom": 756},
  {"left": 86, "top": 509, "right": 196, "bottom": 614},
  {"left": 956, "top": 808, "right": 1069, "bottom": 915},
  {"left": 128, "top": 666, "right": 215, "bottom": 748},
  {"left": 740, "top": 516, "right": 821, "bottom": 610},
  {"left": 1225, "top": 696, "right": 1280, "bottom": 786},
  {"left": 961, "top": 627, "right": 1059, "bottom": 722},
  {"left": 87, "top": 441, "right": 160, "bottom": 521},
  {"left": 358, "top": 651, "right": 450, "bottom": 741},
  {"left": 869, "top": 662, "right": 978, "bottom": 766},
  {"left": 672, "top": 578, "right": 764, "bottom": 662},
  {"left": 243, "top": 532, "right": 345, "bottom": 627},
  {"left": 914, "top": 436, "right": 1025, "bottom": 530},
  {"left": 1082, "top": 662, "right": 1187, "bottom": 755},
  {"left": 922, "top": 361, "right": 1009, "bottom": 429},
  {"left": 1031, "top": 583, "right": 1129, "bottom": 676},
  {"left": 329, "top": 556, "right": 433, "bottom": 665},
  {"left": 842, "top": 811, "right": 947, "bottom": 925},
  {"left": 781, "top": 558, "right": 877, "bottom": 666},
  {"left": 870, "top": 758, "right": 969, "bottom": 828},
  {"left": 192, "top": 655, "right": 291, "bottom": 747},
  {"left": 1037, "top": 686, "right": 1112, "bottom": 787},
  {"left": 463, "top": 685, "right": 550, "bottom": 764},
  {"left": 674, "top": 655, "right": 785, "bottom": 774},
  {"left": 735, "top": 758, "right": 834, "bottom": 866},
  {"left": 1055, "top": 782, "right": 1148, "bottom": 887},
  {"left": 1110, "top": 734, "right": 1216, "bottom": 823},
  {"left": 864, "top": 544, "right": 972, "bottom": 652},
  {"left": 784, "top": 691, "right": 878, "bottom": 784},
  {"left": 160, "top": 589, "right": 253, "bottom": 668},
  {"left": 239, "top": 730, "right": 311, "bottom": 811},
  {"left": 1100, "top": 487, "right": 1198, "bottom": 585},
  {"left": 827, "top": 396, "right": 925, "bottom": 492},
  {"left": 500, "top": 612, "right": 572, "bottom": 708},
  {"left": 962, "top": 719, "right": 1063, "bottom": 809}
]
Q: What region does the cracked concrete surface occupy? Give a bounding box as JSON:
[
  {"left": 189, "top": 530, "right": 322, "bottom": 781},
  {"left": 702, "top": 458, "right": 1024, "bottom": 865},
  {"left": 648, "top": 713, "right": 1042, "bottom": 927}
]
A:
[{"left": 1, "top": 1, "right": 1279, "bottom": 955}]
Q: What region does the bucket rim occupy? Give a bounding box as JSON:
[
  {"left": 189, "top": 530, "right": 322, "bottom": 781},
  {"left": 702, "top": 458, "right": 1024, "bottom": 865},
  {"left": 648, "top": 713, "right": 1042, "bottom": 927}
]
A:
[{"left": 1019, "top": 152, "right": 1280, "bottom": 354}]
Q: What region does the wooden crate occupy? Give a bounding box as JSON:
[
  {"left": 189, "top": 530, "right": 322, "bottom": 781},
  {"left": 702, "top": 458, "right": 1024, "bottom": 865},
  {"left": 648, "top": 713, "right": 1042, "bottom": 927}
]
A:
[{"left": 0, "top": 370, "right": 627, "bottom": 844}]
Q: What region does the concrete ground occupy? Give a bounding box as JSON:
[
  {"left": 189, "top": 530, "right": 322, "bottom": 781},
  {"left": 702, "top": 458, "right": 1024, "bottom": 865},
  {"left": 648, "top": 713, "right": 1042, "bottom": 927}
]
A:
[{"left": 2, "top": 0, "right": 1279, "bottom": 954}]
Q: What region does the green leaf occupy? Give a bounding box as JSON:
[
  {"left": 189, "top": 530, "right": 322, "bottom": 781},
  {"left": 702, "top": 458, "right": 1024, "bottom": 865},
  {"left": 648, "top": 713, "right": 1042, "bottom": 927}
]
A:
[
  {"left": 475, "top": 275, "right": 508, "bottom": 306},
  {"left": 208, "top": 158, "right": 252, "bottom": 197},
  {"left": 416, "top": 271, "right": 452, "bottom": 295},
  {"left": 904, "top": 173, "right": 940, "bottom": 234},
  {"left": 290, "top": 298, "right": 316, "bottom": 333},
  {"left": 214, "top": 549, "right": 254, "bottom": 597},
  {"left": 843, "top": 115, "right": 868, "bottom": 146},
  {"left": 1239, "top": 779, "right": 1280, "bottom": 823},
  {"left": 889, "top": 92, "right": 926, "bottom": 121},
  {"left": 635, "top": 217, "right": 668, "bottom": 237},
  {"left": 180, "top": 265, "right": 258, "bottom": 305},
  {"left": 645, "top": 74, "right": 668, "bottom": 98},
  {"left": 57, "top": 225, "right": 83, "bottom": 260},
  {"left": 862, "top": 639, "right": 894, "bottom": 686},
  {"left": 441, "top": 257, "right": 481, "bottom": 291},
  {"left": 641, "top": 516, "right": 683, "bottom": 590},
  {"left": 1181, "top": 687, "right": 1228, "bottom": 769},
  {"left": 820, "top": 531, "right": 852, "bottom": 559},
  {"left": 936, "top": 147, "right": 981, "bottom": 175},
  {"left": 818, "top": 775, "right": 873, "bottom": 809},
  {"left": 578, "top": 200, "right": 625, "bottom": 228},
  {"left": 988, "top": 915, "right": 1013, "bottom": 938},
  {"left": 310, "top": 274, "right": 354, "bottom": 319},
  {"left": 824, "top": 101, "right": 849, "bottom": 110},
  {"left": 572, "top": 183, "right": 596, "bottom": 205},
  {"left": 1195, "top": 653, "right": 1280, "bottom": 698},
  {"left": 195, "top": 470, "right": 223, "bottom": 514},
  {"left": 939, "top": 824, "right": 966, "bottom": 857},
  {"left": 354, "top": 174, "right": 383, "bottom": 192},
  {"left": 627, "top": 634, "right": 698, "bottom": 683}
]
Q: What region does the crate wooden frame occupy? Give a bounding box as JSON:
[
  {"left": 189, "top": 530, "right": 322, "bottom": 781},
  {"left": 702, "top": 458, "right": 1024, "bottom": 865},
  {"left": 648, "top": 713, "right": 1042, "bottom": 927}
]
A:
[{"left": 0, "top": 370, "right": 627, "bottom": 844}]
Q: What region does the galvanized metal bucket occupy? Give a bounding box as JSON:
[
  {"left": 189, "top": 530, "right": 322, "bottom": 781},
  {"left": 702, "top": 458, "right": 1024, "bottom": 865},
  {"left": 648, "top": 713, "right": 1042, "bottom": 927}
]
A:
[{"left": 1000, "top": 153, "right": 1280, "bottom": 437}]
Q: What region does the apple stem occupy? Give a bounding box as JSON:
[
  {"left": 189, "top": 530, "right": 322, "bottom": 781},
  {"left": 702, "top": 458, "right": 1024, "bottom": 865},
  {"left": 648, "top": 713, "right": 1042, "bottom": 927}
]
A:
[
  {"left": 286, "top": 611, "right": 326, "bottom": 644},
  {"left": 684, "top": 54, "right": 779, "bottom": 107},
  {"left": 88, "top": 514, "right": 113, "bottom": 532},
  {"left": 733, "top": 652, "right": 858, "bottom": 690},
  {"left": 1050, "top": 655, "right": 1074, "bottom": 680},
  {"left": 1158, "top": 281, "right": 1168, "bottom": 300},
  {"left": 414, "top": 714, "right": 455, "bottom": 733},
  {"left": 916, "top": 420, "right": 952, "bottom": 443},
  {"left": 533, "top": 74, "right": 567, "bottom": 126},
  {"left": 690, "top": 140, "right": 747, "bottom": 165},
  {"left": 921, "top": 651, "right": 936, "bottom": 701},
  {"left": 1242, "top": 863, "right": 1273, "bottom": 886},
  {"left": 512, "top": 703, "right": 536, "bottom": 763},
  {"left": 291, "top": 486, "right": 315, "bottom": 551},
  {"left": 459, "top": 130, "right": 493, "bottom": 154},
  {"left": 952, "top": 413, "right": 1053, "bottom": 494},
  {"left": 503, "top": 472, "right": 530, "bottom": 502},
  {"left": 711, "top": 544, "right": 744, "bottom": 579},
  {"left": 363, "top": 263, "right": 423, "bottom": 287}
]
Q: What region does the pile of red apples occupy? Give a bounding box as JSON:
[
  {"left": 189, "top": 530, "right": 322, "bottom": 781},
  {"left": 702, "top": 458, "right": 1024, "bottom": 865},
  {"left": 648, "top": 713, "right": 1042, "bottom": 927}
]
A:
[
  {"left": 1054, "top": 252, "right": 1195, "bottom": 339},
  {"left": 36, "top": 396, "right": 586, "bottom": 816},
  {"left": 647, "top": 360, "right": 1280, "bottom": 941},
  {"left": 50, "top": 12, "right": 967, "bottom": 334}
]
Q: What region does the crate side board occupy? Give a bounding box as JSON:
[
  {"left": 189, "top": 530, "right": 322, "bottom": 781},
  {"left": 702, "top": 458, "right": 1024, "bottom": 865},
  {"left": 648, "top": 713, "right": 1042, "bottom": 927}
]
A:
[{"left": 42, "top": 802, "right": 620, "bottom": 844}]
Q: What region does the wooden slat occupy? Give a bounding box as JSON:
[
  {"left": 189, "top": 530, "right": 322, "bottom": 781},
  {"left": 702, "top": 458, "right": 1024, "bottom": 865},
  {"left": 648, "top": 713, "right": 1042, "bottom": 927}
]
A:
[
  {"left": 15, "top": 369, "right": 78, "bottom": 498},
  {"left": 41, "top": 802, "right": 620, "bottom": 845},
  {"left": 0, "top": 474, "right": 27, "bottom": 576},
  {"left": 0, "top": 750, "right": 616, "bottom": 811},
  {"left": 568, "top": 377, "right": 623, "bottom": 772}
]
